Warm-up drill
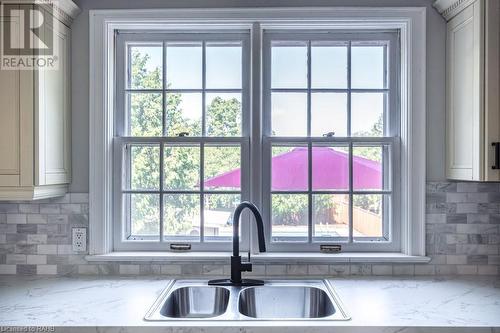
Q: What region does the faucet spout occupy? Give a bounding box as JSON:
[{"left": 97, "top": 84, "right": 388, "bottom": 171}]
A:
[{"left": 232, "top": 201, "right": 266, "bottom": 257}]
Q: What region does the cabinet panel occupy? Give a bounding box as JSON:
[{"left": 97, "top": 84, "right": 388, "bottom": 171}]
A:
[
  {"left": 37, "top": 18, "right": 71, "bottom": 185},
  {"left": 0, "top": 16, "right": 21, "bottom": 185},
  {"left": 0, "top": 67, "right": 20, "bottom": 176},
  {"left": 446, "top": 2, "right": 483, "bottom": 180}
]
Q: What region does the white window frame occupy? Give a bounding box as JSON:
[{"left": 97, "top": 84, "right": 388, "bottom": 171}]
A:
[{"left": 89, "top": 7, "right": 426, "bottom": 259}]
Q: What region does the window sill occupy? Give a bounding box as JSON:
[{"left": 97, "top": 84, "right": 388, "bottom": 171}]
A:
[{"left": 85, "top": 252, "right": 430, "bottom": 264}]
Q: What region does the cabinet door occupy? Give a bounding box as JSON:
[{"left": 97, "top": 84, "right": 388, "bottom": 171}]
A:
[
  {"left": 484, "top": 0, "right": 500, "bottom": 181},
  {"left": 0, "top": 52, "right": 21, "bottom": 185},
  {"left": 0, "top": 11, "right": 33, "bottom": 187},
  {"left": 446, "top": 1, "right": 484, "bottom": 180},
  {"left": 36, "top": 17, "right": 71, "bottom": 185},
  {"left": 0, "top": 7, "right": 35, "bottom": 189}
]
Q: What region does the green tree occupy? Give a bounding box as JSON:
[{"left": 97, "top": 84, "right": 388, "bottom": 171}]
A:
[
  {"left": 206, "top": 96, "right": 241, "bottom": 137},
  {"left": 129, "top": 49, "right": 241, "bottom": 237}
]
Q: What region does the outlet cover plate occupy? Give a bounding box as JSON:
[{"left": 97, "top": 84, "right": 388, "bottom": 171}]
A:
[{"left": 72, "top": 227, "right": 87, "bottom": 252}]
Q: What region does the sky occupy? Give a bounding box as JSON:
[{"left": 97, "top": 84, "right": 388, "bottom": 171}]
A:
[{"left": 128, "top": 42, "right": 386, "bottom": 137}]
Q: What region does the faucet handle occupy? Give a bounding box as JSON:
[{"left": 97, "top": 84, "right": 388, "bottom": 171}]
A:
[
  {"left": 241, "top": 261, "right": 252, "bottom": 272},
  {"left": 240, "top": 251, "right": 252, "bottom": 272}
]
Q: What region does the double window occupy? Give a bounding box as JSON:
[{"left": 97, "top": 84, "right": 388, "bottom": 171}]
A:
[{"left": 114, "top": 28, "right": 400, "bottom": 252}]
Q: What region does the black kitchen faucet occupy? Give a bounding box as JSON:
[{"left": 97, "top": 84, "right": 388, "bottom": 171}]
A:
[{"left": 208, "top": 201, "right": 266, "bottom": 286}]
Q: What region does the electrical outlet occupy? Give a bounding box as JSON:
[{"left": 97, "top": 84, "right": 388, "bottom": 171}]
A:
[{"left": 72, "top": 227, "right": 87, "bottom": 252}]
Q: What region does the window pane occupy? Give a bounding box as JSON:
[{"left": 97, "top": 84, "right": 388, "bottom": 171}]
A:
[
  {"left": 166, "top": 92, "right": 202, "bottom": 137},
  {"left": 206, "top": 93, "right": 241, "bottom": 136},
  {"left": 129, "top": 145, "right": 160, "bottom": 190},
  {"left": 351, "top": 45, "right": 385, "bottom": 89},
  {"left": 353, "top": 145, "right": 388, "bottom": 191},
  {"left": 271, "top": 92, "right": 307, "bottom": 136},
  {"left": 351, "top": 93, "right": 385, "bottom": 137},
  {"left": 271, "top": 42, "right": 307, "bottom": 88},
  {"left": 204, "top": 145, "right": 241, "bottom": 191},
  {"left": 353, "top": 194, "right": 385, "bottom": 238},
  {"left": 164, "top": 194, "right": 200, "bottom": 242},
  {"left": 272, "top": 146, "right": 308, "bottom": 191},
  {"left": 206, "top": 42, "right": 242, "bottom": 89},
  {"left": 128, "top": 92, "right": 163, "bottom": 137},
  {"left": 271, "top": 194, "right": 308, "bottom": 242},
  {"left": 313, "top": 194, "right": 349, "bottom": 240},
  {"left": 204, "top": 194, "right": 240, "bottom": 242},
  {"left": 128, "top": 44, "right": 163, "bottom": 90},
  {"left": 166, "top": 42, "right": 202, "bottom": 89},
  {"left": 311, "top": 44, "right": 347, "bottom": 89},
  {"left": 164, "top": 145, "right": 200, "bottom": 191},
  {"left": 128, "top": 193, "right": 159, "bottom": 239},
  {"left": 311, "top": 93, "right": 347, "bottom": 137},
  {"left": 312, "top": 145, "right": 349, "bottom": 191}
]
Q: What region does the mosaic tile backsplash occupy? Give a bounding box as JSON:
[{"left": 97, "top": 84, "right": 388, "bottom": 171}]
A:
[{"left": 0, "top": 182, "right": 499, "bottom": 276}]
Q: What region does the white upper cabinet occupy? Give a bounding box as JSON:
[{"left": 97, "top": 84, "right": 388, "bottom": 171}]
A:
[
  {"left": 0, "top": 0, "right": 79, "bottom": 200},
  {"left": 435, "top": 0, "right": 500, "bottom": 181},
  {"left": 36, "top": 17, "right": 72, "bottom": 186}
]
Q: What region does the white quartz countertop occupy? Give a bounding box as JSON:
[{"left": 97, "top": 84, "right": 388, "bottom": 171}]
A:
[{"left": 0, "top": 276, "right": 499, "bottom": 333}]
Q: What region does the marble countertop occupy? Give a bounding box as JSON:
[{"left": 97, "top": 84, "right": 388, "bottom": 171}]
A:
[{"left": 0, "top": 276, "right": 499, "bottom": 333}]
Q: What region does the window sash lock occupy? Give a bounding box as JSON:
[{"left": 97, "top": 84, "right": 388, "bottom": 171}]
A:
[{"left": 320, "top": 244, "right": 342, "bottom": 253}]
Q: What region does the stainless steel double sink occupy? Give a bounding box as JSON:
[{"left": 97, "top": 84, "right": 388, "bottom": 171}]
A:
[{"left": 145, "top": 280, "right": 350, "bottom": 321}]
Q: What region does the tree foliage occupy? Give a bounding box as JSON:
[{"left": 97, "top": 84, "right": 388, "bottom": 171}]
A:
[{"left": 130, "top": 50, "right": 240, "bottom": 237}]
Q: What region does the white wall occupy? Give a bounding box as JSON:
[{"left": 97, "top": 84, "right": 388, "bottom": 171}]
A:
[{"left": 70, "top": 0, "right": 446, "bottom": 192}]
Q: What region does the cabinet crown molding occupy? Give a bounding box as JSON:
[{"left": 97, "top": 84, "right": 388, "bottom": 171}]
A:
[
  {"left": 433, "top": 0, "right": 477, "bottom": 21},
  {"left": 11, "top": 0, "right": 81, "bottom": 26},
  {"left": 54, "top": 0, "right": 80, "bottom": 21}
]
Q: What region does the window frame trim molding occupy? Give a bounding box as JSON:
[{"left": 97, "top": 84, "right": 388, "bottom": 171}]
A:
[{"left": 89, "top": 6, "right": 426, "bottom": 257}]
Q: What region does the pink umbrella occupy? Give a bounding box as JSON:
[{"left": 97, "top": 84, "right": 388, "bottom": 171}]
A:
[{"left": 204, "top": 147, "right": 382, "bottom": 190}]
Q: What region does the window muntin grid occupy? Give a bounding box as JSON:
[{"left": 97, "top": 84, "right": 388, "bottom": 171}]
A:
[
  {"left": 114, "top": 32, "right": 251, "bottom": 251},
  {"left": 262, "top": 31, "right": 400, "bottom": 252}
]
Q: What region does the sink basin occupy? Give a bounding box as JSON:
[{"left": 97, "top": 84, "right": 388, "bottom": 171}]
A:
[
  {"left": 160, "top": 286, "right": 229, "bottom": 318},
  {"left": 238, "top": 286, "right": 335, "bottom": 319},
  {"left": 145, "top": 280, "right": 349, "bottom": 321}
]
